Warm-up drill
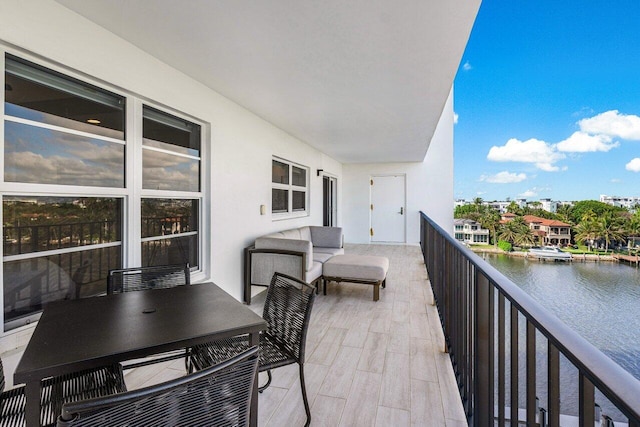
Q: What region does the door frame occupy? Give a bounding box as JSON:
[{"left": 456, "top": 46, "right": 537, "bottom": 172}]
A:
[
  {"left": 322, "top": 173, "right": 338, "bottom": 227},
  {"left": 369, "top": 173, "right": 406, "bottom": 243}
]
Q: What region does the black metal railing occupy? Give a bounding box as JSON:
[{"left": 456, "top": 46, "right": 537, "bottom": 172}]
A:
[{"left": 420, "top": 212, "right": 640, "bottom": 426}]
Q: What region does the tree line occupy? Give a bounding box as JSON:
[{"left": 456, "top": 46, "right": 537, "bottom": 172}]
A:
[{"left": 454, "top": 199, "right": 640, "bottom": 252}]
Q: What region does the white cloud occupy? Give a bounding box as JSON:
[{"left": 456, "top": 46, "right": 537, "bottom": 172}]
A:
[
  {"left": 579, "top": 110, "right": 640, "bottom": 140},
  {"left": 487, "top": 138, "right": 565, "bottom": 171},
  {"left": 556, "top": 131, "right": 618, "bottom": 153},
  {"left": 519, "top": 190, "right": 537, "bottom": 198},
  {"left": 462, "top": 61, "right": 472, "bottom": 71},
  {"left": 453, "top": 113, "right": 459, "bottom": 124},
  {"left": 610, "top": 178, "right": 621, "bottom": 183},
  {"left": 479, "top": 171, "right": 527, "bottom": 184},
  {"left": 626, "top": 158, "right": 640, "bottom": 172}
]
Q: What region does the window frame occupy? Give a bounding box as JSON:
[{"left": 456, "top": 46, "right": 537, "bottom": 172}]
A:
[
  {"left": 271, "top": 156, "right": 309, "bottom": 219},
  {"left": 0, "top": 49, "right": 209, "bottom": 332}
]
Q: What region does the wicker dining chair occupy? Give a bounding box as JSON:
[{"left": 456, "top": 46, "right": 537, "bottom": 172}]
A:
[
  {"left": 107, "top": 263, "right": 191, "bottom": 370},
  {"left": 106, "top": 263, "right": 190, "bottom": 294},
  {"left": 190, "top": 272, "right": 316, "bottom": 427},
  {"left": 56, "top": 346, "right": 259, "bottom": 427},
  {"left": 1, "top": 357, "right": 126, "bottom": 427}
]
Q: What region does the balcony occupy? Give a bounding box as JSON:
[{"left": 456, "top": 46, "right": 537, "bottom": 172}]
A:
[{"left": 87, "top": 243, "right": 466, "bottom": 426}]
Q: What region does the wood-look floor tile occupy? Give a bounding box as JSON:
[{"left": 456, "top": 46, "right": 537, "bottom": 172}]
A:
[
  {"left": 339, "top": 371, "right": 382, "bottom": 427},
  {"left": 411, "top": 379, "right": 446, "bottom": 426},
  {"left": 308, "top": 327, "right": 348, "bottom": 365},
  {"left": 375, "top": 406, "right": 410, "bottom": 426},
  {"left": 410, "top": 339, "right": 438, "bottom": 382},
  {"left": 319, "top": 345, "right": 362, "bottom": 399},
  {"left": 378, "top": 353, "right": 411, "bottom": 410},
  {"left": 311, "top": 395, "right": 346, "bottom": 426},
  {"left": 357, "top": 332, "right": 389, "bottom": 374}
]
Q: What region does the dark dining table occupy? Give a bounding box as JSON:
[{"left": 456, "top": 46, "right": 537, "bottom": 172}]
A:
[{"left": 14, "top": 282, "right": 267, "bottom": 427}]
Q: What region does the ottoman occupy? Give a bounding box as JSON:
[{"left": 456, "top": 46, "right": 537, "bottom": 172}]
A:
[{"left": 322, "top": 254, "right": 389, "bottom": 301}]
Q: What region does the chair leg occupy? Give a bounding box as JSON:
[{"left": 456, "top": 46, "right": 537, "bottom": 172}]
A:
[
  {"left": 258, "top": 370, "right": 272, "bottom": 393},
  {"left": 299, "top": 363, "right": 311, "bottom": 427}
]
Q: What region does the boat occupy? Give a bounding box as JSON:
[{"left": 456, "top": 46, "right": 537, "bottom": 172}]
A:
[{"left": 528, "top": 246, "right": 572, "bottom": 261}]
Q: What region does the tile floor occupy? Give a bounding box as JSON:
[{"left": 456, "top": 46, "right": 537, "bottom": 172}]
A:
[{"left": 125, "top": 244, "right": 468, "bottom": 426}]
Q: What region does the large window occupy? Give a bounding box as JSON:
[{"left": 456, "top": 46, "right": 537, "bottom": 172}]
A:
[
  {"left": 2, "top": 54, "right": 204, "bottom": 331},
  {"left": 272, "top": 158, "right": 308, "bottom": 217}
]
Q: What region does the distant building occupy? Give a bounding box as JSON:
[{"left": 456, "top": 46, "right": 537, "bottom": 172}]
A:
[
  {"left": 538, "top": 198, "right": 558, "bottom": 213},
  {"left": 522, "top": 215, "right": 571, "bottom": 246},
  {"left": 600, "top": 195, "right": 640, "bottom": 211},
  {"left": 454, "top": 219, "right": 490, "bottom": 245}
]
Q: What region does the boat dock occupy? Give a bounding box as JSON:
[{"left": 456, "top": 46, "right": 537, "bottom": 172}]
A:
[{"left": 613, "top": 253, "right": 640, "bottom": 268}]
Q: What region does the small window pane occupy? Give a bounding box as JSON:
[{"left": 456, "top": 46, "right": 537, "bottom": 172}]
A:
[
  {"left": 3, "top": 197, "right": 122, "bottom": 256},
  {"left": 142, "top": 106, "right": 200, "bottom": 155},
  {"left": 4, "top": 247, "right": 122, "bottom": 330},
  {"left": 142, "top": 106, "right": 201, "bottom": 192},
  {"left": 142, "top": 234, "right": 198, "bottom": 268},
  {"left": 4, "top": 121, "right": 125, "bottom": 187},
  {"left": 5, "top": 55, "right": 125, "bottom": 138},
  {"left": 292, "top": 166, "right": 306, "bottom": 186},
  {"left": 141, "top": 199, "right": 198, "bottom": 239},
  {"left": 141, "top": 199, "right": 199, "bottom": 269},
  {"left": 293, "top": 191, "right": 306, "bottom": 211},
  {"left": 272, "top": 189, "right": 288, "bottom": 213},
  {"left": 142, "top": 149, "right": 200, "bottom": 191},
  {"left": 272, "top": 160, "right": 289, "bottom": 184}
]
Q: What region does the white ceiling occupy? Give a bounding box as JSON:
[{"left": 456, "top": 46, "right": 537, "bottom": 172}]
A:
[{"left": 56, "top": 0, "right": 479, "bottom": 163}]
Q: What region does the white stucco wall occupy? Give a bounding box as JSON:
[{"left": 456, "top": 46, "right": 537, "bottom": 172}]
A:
[
  {"left": 0, "top": 0, "right": 342, "bottom": 308},
  {"left": 342, "top": 89, "right": 454, "bottom": 244}
]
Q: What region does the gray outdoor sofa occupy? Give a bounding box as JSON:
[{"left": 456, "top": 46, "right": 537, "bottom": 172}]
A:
[{"left": 243, "top": 226, "right": 344, "bottom": 303}]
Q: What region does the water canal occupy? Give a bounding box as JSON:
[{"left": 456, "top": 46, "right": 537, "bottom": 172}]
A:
[{"left": 482, "top": 254, "right": 640, "bottom": 421}]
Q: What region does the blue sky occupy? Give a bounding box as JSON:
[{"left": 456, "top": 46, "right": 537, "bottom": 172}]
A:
[{"left": 454, "top": 1, "right": 640, "bottom": 202}]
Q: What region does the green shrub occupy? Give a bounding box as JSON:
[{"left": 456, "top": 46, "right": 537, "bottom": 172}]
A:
[{"left": 497, "top": 240, "right": 512, "bottom": 252}]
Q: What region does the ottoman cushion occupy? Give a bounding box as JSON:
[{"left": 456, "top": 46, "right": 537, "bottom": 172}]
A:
[{"left": 323, "top": 254, "right": 389, "bottom": 282}]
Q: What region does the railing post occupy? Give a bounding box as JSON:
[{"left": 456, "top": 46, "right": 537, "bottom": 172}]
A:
[
  {"left": 548, "top": 343, "right": 560, "bottom": 427},
  {"left": 510, "top": 304, "right": 519, "bottom": 426},
  {"left": 474, "top": 272, "right": 493, "bottom": 426},
  {"left": 527, "top": 320, "right": 536, "bottom": 426},
  {"left": 579, "top": 373, "right": 595, "bottom": 427}
]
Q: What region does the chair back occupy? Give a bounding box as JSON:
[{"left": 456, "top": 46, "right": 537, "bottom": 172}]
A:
[
  {"left": 0, "top": 358, "right": 5, "bottom": 391},
  {"left": 57, "top": 346, "right": 258, "bottom": 427},
  {"left": 107, "top": 264, "right": 190, "bottom": 294},
  {"left": 263, "top": 272, "right": 316, "bottom": 363}
]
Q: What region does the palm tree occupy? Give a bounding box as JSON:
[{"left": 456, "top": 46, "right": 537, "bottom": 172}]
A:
[
  {"left": 596, "top": 214, "right": 626, "bottom": 252},
  {"left": 479, "top": 209, "right": 500, "bottom": 247},
  {"left": 498, "top": 216, "right": 531, "bottom": 246},
  {"left": 574, "top": 219, "right": 599, "bottom": 251}
]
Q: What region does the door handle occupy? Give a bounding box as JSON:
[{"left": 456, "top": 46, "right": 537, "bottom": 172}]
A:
[{"left": 399, "top": 207, "right": 404, "bottom": 215}]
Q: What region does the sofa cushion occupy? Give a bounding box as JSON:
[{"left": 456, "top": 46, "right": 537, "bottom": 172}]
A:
[
  {"left": 299, "top": 226, "right": 312, "bottom": 242},
  {"left": 254, "top": 237, "right": 313, "bottom": 271},
  {"left": 313, "top": 252, "right": 334, "bottom": 264},
  {"left": 314, "top": 247, "right": 345, "bottom": 256},
  {"left": 310, "top": 226, "right": 343, "bottom": 248},
  {"left": 281, "top": 228, "right": 302, "bottom": 240},
  {"left": 304, "top": 261, "right": 323, "bottom": 283}
]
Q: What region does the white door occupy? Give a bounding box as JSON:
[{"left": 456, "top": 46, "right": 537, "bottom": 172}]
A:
[{"left": 370, "top": 175, "right": 405, "bottom": 242}]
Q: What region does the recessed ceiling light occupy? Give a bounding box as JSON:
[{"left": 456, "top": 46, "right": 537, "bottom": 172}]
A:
[{"left": 87, "top": 119, "right": 101, "bottom": 124}]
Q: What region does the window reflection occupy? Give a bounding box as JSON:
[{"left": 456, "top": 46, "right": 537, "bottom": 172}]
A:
[
  {"left": 5, "top": 54, "right": 125, "bottom": 137},
  {"left": 142, "top": 149, "right": 199, "bottom": 191},
  {"left": 272, "top": 189, "right": 288, "bottom": 213},
  {"left": 2, "top": 196, "right": 122, "bottom": 331},
  {"left": 272, "top": 160, "right": 289, "bottom": 184},
  {"left": 142, "top": 106, "right": 201, "bottom": 192},
  {"left": 4, "top": 121, "right": 125, "bottom": 187},
  {"left": 141, "top": 199, "right": 198, "bottom": 268}
]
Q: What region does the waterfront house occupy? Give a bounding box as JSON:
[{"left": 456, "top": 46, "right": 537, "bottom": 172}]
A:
[
  {"left": 453, "top": 218, "right": 490, "bottom": 245},
  {"left": 522, "top": 215, "right": 572, "bottom": 246}
]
